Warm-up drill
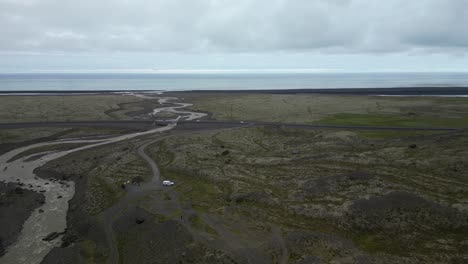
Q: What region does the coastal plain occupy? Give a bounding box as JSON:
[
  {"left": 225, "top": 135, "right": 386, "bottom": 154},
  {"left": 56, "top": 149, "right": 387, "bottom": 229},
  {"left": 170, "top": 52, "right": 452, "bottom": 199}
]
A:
[{"left": 0, "top": 91, "right": 467, "bottom": 264}]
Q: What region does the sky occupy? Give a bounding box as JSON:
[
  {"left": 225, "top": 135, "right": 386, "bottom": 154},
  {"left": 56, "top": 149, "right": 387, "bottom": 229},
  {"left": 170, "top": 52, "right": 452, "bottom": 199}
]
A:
[{"left": 1, "top": 0, "right": 467, "bottom": 73}]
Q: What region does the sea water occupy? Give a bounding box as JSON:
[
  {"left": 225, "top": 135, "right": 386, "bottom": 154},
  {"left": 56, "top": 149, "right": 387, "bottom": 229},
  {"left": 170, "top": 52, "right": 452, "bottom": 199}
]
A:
[{"left": 1, "top": 72, "right": 468, "bottom": 91}]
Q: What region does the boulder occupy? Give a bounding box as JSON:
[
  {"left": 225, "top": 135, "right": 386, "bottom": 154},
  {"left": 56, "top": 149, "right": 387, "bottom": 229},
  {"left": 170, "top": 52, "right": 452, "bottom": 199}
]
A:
[{"left": 43, "top": 232, "right": 60, "bottom": 241}]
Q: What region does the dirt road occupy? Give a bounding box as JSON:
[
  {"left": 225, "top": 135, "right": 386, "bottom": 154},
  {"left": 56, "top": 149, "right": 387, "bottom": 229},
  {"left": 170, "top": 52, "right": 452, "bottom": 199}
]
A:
[{"left": 0, "top": 95, "right": 204, "bottom": 264}]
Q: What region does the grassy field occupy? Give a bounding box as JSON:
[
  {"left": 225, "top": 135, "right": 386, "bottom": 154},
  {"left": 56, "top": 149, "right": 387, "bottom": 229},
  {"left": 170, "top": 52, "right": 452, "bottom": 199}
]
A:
[
  {"left": 189, "top": 93, "right": 468, "bottom": 128},
  {"left": 0, "top": 94, "right": 157, "bottom": 122},
  {"left": 355, "top": 130, "right": 444, "bottom": 139},
  {"left": 148, "top": 126, "right": 468, "bottom": 263},
  {"left": 320, "top": 113, "right": 468, "bottom": 128}
]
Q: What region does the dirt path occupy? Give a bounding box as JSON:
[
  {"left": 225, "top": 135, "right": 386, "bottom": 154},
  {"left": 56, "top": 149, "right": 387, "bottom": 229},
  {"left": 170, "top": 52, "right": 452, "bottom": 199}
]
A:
[
  {"left": 97, "top": 94, "right": 233, "bottom": 264},
  {"left": 102, "top": 124, "right": 250, "bottom": 263},
  {"left": 0, "top": 92, "right": 255, "bottom": 263},
  {"left": 0, "top": 95, "right": 201, "bottom": 264},
  {"left": 100, "top": 138, "right": 164, "bottom": 264},
  {"left": 0, "top": 124, "right": 177, "bottom": 264},
  {"left": 137, "top": 140, "right": 161, "bottom": 186}
]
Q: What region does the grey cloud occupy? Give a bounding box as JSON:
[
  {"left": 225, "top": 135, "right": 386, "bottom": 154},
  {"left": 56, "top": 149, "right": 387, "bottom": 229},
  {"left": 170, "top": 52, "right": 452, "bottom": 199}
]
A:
[{"left": 0, "top": 0, "right": 467, "bottom": 54}]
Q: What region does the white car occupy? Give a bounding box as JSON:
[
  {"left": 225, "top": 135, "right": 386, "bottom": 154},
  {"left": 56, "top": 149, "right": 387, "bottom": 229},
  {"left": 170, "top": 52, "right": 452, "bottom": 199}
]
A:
[{"left": 163, "top": 180, "right": 175, "bottom": 186}]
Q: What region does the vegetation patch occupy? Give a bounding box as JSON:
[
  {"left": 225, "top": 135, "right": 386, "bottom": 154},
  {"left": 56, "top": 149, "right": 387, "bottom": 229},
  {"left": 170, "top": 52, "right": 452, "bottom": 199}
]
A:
[
  {"left": 148, "top": 125, "right": 468, "bottom": 262},
  {"left": 319, "top": 113, "right": 468, "bottom": 128},
  {"left": 0, "top": 94, "right": 157, "bottom": 123},
  {"left": 189, "top": 93, "right": 468, "bottom": 127},
  {"left": 189, "top": 215, "right": 219, "bottom": 237},
  {"left": 356, "top": 130, "right": 443, "bottom": 139}
]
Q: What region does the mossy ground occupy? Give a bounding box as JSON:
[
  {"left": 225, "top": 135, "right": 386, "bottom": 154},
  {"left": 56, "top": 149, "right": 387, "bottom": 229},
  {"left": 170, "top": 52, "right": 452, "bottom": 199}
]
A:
[
  {"left": 0, "top": 94, "right": 159, "bottom": 122},
  {"left": 189, "top": 93, "right": 468, "bottom": 128},
  {"left": 149, "top": 126, "right": 468, "bottom": 263},
  {"left": 3, "top": 94, "right": 468, "bottom": 263},
  {"left": 319, "top": 113, "right": 468, "bottom": 128}
]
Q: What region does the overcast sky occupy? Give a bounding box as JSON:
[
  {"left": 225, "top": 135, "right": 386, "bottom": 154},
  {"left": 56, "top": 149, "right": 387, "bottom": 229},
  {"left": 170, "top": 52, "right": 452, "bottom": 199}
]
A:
[{"left": 1, "top": 0, "right": 467, "bottom": 73}]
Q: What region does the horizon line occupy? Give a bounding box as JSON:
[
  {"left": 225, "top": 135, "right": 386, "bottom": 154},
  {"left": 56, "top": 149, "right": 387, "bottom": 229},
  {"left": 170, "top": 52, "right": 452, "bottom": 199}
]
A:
[{"left": 1, "top": 68, "right": 468, "bottom": 74}]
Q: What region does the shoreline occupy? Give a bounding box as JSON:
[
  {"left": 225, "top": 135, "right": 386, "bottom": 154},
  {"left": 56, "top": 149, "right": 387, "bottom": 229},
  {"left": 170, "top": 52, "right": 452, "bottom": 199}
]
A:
[{"left": 1, "top": 87, "right": 468, "bottom": 96}]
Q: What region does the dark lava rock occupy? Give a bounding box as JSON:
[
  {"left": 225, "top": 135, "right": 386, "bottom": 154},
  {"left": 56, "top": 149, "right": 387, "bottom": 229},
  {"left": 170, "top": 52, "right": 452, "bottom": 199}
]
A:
[
  {"left": 286, "top": 231, "right": 359, "bottom": 262},
  {"left": 347, "top": 171, "right": 373, "bottom": 181},
  {"left": 41, "top": 244, "right": 85, "bottom": 264},
  {"left": 0, "top": 182, "right": 44, "bottom": 256},
  {"left": 304, "top": 171, "right": 374, "bottom": 196},
  {"left": 112, "top": 206, "right": 197, "bottom": 263},
  {"left": 131, "top": 176, "right": 144, "bottom": 184},
  {"left": 296, "top": 256, "right": 324, "bottom": 264},
  {"left": 14, "top": 187, "right": 24, "bottom": 194},
  {"left": 113, "top": 207, "right": 152, "bottom": 233},
  {"left": 119, "top": 220, "right": 193, "bottom": 264},
  {"left": 43, "top": 232, "right": 60, "bottom": 241},
  {"left": 233, "top": 248, "right": 271, "bottom": 264},
  {"left": 345, "top": 191, "right": 467, "bottom": 232},
  {"left": 60, "top": 233, "right": 78, "bottom": 248},
  {"left": 0, "top": 238, "right": 4, "bottom": 256},
  {"left": 230, "top": 191, "right": 277, "bottom": 205}
]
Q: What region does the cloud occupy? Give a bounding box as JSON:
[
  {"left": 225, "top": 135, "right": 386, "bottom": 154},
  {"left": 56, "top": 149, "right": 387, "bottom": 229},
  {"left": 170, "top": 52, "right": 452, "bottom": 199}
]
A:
[{"left": 0, "top": 0, "right": 467, "bottom": 54}]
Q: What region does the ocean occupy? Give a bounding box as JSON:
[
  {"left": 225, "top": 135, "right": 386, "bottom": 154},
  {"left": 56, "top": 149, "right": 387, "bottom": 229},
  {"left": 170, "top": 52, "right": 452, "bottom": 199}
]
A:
[{"left": 1, "top": 72, "right": 468, "bottom": 91}]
